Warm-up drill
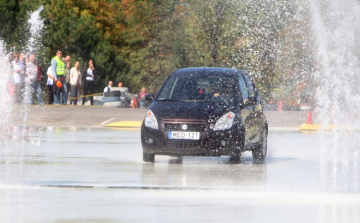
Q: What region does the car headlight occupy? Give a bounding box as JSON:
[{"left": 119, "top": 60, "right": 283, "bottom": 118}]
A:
[
  {"left": 213, "top": 112, "right": 235, "bottom": 131},
  {"left": 145, "top": 110, "right": 158, "bottom": 129}
]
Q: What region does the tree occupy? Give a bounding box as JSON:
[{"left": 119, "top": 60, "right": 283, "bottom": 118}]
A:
[
  {"left": 41, "top": 0, "right": 126, "bottom": 90},
  {"left": 1, "top": 0, "right": 316, "bottom": 101},
  {"left": 0, "top": 0, "right": 40, "bottom": 51},
  {"left": 120, "top": 0, "right": 185, "bottom": 92},
  {"left": 227, "top": 0, "right": 314, "bottom": 103}
]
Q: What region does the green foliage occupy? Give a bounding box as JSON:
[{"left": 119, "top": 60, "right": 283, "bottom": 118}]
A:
[
  {"left": 121, "top": 0, "right": 183, "bottom": 92},
  {"left": 0, "top": 0, "right": 315, "bottom": 102},
  {"left": 0, "top": 0, "right": 39, "bottom": 51},
  {"left": 40, "top": 0, "right": 125, "bottom": 89}
]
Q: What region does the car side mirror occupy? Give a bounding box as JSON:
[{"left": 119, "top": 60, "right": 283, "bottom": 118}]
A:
[
  {"left": 145, "top": 94, "right": 154, "bottom": 102},
  {"left": 240, "top": 97, "right": 257, "bottom": 108}
]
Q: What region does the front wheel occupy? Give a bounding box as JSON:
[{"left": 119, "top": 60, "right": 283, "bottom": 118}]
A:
[
  {"left": 252, "top": 129, "right": 267, "bottom": 163},
  {"left": 230, "top": 146, "right": 242, "bottom": 164},
  {"left": 143, "top": 151, "right": 155, "bottom": 163}
]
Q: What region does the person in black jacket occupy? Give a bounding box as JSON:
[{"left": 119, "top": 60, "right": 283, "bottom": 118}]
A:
[{"left": 82, "top": 58, "right": 96, "bottom": 105}]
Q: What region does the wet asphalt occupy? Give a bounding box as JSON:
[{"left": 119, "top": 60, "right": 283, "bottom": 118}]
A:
[
  {"left": 9, "top": 104, "right": 311, "bottom": 129},
  {"left": 1, "top": 125, "right": 359, "bottom": 223}
]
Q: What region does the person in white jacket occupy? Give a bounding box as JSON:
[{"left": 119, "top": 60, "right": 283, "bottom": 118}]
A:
[
  {"left": 11, "top": 53, "right": 25, "bottom": 104},
  {"left": 103, "top": 80, "right": 113, "bottom": 93},
  {"left": 69, "top": 61, "right": 82, "bottom": 105},
  {"left": 46, "top": 65, "right": 54, "bottom": 104}
]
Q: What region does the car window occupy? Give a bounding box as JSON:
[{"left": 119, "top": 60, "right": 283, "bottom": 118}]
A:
[
  {"left": 157, "top": 75, "right": 234, "bottom": 102},
  {"left": 238, "top": 74, "right": 249, "bottom": 103},
  {"left": 243, "top": 74, "right": 255, "bottom": 98}
]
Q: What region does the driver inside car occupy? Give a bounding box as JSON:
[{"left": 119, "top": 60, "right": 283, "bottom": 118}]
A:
[{"left": 212, "top": 86, "right": 230, "bottom": 101}]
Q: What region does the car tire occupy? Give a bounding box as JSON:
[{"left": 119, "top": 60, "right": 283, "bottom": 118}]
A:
[
  {"left": 252, "top": 129, "right": 267, "bottom": 163},
  {"left": 143, "top": 152, "right": 155, "bottom": 163},
  {"left": 230, "top": 146, "right": 242, "bottom": 163}
]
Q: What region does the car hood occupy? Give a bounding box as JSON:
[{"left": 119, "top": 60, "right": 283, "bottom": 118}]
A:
[{"left": 149, "top": 101, "right": 234, "bottom": 120}]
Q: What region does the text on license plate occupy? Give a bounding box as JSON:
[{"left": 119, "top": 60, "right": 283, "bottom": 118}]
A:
[{"left": 168, "top": 131, "right": 200, "bottom": 140}]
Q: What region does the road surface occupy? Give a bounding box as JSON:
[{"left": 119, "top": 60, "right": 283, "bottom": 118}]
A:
[{"left": 1, "top": 127, "right": 359, "bottom": 223}]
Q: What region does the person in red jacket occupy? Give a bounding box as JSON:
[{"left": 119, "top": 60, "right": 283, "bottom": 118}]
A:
[{"left": 35, "top": 62, "right": 44, "bottom": 105}]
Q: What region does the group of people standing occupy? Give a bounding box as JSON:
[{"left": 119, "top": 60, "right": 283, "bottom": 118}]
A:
[
  {"left": 48, "top": 50, "right": 97, "bottom": 105},
  {"left": 11, "top": 52, "right": 43, "bottom": 105},
  {"left": 10, "top": 49, "right": 98, "bottom": 106}
]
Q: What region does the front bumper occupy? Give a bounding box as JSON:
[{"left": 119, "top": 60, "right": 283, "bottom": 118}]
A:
[{"left": 141, "top": 120, "right": 242, "bottom": 156}]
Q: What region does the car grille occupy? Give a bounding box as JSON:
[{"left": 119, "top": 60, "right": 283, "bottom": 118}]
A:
[
  {"left": 164, "top": 123, "right": 206, "bottom": 149},
  {"left": 164, "top": 123, "right": 205, "bottom": 131},
  {"left": 167, "top": 139, "right": 201, "bottom": 149}
]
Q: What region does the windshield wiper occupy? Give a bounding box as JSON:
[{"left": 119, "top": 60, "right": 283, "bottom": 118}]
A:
[
  {"left": 196, "top": 100, "right": 213, "bottom": 103},
  {"left": 156, "top": 98, "right": 179, "bottom": 102}
]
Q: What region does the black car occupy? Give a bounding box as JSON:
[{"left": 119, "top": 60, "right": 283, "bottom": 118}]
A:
[{"left": 141, "top": 67, "right": 268, "bottom": 163}]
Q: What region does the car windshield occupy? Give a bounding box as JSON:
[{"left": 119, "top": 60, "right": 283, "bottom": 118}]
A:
[{"left": 156, "top": 75, "right": 235, "bottom": 103}]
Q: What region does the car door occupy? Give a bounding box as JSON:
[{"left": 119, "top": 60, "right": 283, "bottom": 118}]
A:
[
  {"left": 238, "top": 72, "right": 258, "bottom": 146},
  {"left": 243, "top": 73, "right": 263, "bottom": 143}
]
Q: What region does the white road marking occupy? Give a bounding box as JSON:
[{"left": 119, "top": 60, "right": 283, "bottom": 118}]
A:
[{"left": 100, "top": 118, "right": 116, "bottom": 126}]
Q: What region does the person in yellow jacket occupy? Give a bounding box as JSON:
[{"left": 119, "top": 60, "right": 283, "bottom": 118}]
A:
[{"left": 51, "top": 50, "right": 66, "bottom": 105}]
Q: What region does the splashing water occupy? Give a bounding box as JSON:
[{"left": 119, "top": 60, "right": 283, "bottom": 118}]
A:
[
  {"left": 0, "top": 41, "right": 15, "bottom": 184},
  {"left": 0, "top": 6, "right": 45, "bottom": 185},
  {"left": 310, "top": 0, "right": 360, "bottom": 127},
  {"left": 27, "top": 6, "right": 44, "bottom": 54},
  {"left": 0, "top": 42, "right": 13, "bottom": 126},
  {"left": 1, "top": 2, "right": 359, "bottom": 192},
  {"left": 309, "top": 0, "right": 360, "bottom": 192}
]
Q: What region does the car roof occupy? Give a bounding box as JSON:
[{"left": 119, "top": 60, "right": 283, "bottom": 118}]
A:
[{"left": 172, "top": 67, "right": 246, "bottom": 77}]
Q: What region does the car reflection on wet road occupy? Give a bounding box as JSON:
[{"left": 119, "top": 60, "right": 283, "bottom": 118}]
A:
[{"left": 1, "top": 127, "right": 360, "bottom": 223}]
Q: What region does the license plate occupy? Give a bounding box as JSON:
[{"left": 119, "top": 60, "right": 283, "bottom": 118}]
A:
[{"left": 168, "top": 131, "right": 200, "bottom": 140}]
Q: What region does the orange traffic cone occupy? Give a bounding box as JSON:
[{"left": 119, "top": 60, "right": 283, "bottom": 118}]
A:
[
  {"left": 278, "top": 100, "right": 283, "bottom": 112},
  {"left": 130, "top": 97, "right": 134, "bottom": 108},
  {"left": 306, "top": 111, "right": 313, "bottom": 124}
]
